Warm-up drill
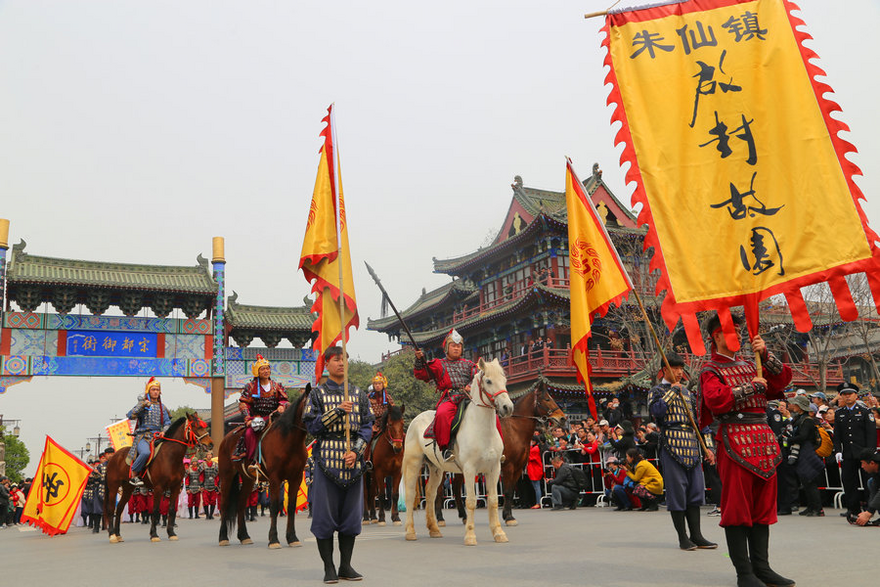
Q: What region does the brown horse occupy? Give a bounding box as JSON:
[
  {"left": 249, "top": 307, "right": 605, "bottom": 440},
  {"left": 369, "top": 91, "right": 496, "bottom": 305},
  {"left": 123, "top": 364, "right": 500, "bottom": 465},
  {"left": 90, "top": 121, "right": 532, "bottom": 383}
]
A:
[
  {"left": 218, "top": 386, "right": 309, "bottom": 548},
  {"left": 103, "top": 413, "right": 213, "bottom": 543},
  {"left": 363, "top": 404, "right": 405, "bottom": 526},
  {"left": 435, "top": 384, "right": 567, "bottom": 526}
]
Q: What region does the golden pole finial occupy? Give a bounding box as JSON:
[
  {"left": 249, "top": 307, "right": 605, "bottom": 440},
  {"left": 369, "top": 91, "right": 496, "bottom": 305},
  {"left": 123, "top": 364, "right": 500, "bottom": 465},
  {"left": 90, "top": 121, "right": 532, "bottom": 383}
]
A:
[
  {"left": 211, "top": 236, "right": 225, "bottom": 263},
  {"left": 0, "top": 219, "right": 9, "bottom": 249}
]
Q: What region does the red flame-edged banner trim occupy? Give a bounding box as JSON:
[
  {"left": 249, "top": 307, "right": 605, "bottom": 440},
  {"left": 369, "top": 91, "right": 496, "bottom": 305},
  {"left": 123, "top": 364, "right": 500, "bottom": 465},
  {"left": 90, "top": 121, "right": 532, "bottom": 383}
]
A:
[{"left": 602, "top": 0, "right": 880, "bottom": 354}]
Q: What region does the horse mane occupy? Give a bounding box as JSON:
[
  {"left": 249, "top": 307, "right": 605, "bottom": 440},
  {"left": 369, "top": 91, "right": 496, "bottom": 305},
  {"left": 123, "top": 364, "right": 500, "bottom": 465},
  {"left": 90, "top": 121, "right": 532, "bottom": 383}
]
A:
[
  {"left": 275, "top": 387, "right": 310, "bottom": 435},
  {"left": 164, "top": 417, "right": 187, "bottom": 437},
  {"left": 387, "top": 404, "right": 403, "bottom": 421}
]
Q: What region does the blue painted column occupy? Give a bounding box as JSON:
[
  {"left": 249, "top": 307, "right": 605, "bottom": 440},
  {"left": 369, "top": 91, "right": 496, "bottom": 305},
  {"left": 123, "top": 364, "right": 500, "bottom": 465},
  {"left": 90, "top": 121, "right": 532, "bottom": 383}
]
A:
[{"left": 210, "top": 236, "right": 227, "bottom": 440}]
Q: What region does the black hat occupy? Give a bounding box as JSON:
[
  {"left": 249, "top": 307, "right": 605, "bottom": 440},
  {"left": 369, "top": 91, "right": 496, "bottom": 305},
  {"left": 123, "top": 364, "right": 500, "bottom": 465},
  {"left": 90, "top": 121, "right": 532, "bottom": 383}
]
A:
[
  {"left": 702, "top": 312, "right": 744, "bottom": 337},
  {"left": 836, "top": 382, "right": 859, "bottom": 395},
  {"left": 857, "top": 448, "right": 880, "bottom": 464}
]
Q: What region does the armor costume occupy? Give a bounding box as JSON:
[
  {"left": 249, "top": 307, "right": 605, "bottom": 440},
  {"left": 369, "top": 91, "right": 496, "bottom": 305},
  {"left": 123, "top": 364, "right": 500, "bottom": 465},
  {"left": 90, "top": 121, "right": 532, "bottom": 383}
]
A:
[
  {"left": 200, "top": 460, "right": 220, "bottom": 518},
  {"left": 127, "top": 378, "right": 172, "bottom": 476},
  {"left": 238, "top": 355, "right": 288, "bottom": 462},
  {"left": 186, "top": 465, "right": 203, "bottom": 517},
  {"left": 414, "top": 351, "right": 477, "bottom": 451}
]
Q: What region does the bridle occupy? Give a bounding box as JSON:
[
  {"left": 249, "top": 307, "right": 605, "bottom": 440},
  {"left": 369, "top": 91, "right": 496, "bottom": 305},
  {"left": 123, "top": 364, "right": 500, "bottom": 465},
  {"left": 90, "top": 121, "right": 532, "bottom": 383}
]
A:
[
  {"left": 385, "top": 420, "right": 404, "bottom": 450},
  {"left": 466, "top": 370, "right": 508, "bottom": 410},
  {"left": 158, "top": 418, "right": 212, "bottom": 449}
]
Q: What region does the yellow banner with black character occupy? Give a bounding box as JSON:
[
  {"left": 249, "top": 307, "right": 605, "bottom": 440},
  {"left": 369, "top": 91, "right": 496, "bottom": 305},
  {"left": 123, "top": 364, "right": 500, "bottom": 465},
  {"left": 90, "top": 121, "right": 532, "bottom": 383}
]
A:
[{"left": 603, "top": 0, "right": 880, "bottom": 352}]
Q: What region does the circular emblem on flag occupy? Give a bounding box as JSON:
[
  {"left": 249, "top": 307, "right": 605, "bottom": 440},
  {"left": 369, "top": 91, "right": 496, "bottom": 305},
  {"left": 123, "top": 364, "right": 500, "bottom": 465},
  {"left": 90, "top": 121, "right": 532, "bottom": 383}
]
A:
[
  {"left": 40, "top": 462, "right": 73, "bottom": 507},
  {"left": 569, "top": 237, "right": 602, "bottom": 291}
]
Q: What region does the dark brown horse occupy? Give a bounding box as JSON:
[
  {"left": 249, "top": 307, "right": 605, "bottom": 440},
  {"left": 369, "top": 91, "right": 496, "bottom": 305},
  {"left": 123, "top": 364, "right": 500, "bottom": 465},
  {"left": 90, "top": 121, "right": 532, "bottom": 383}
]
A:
[
  {"left": 435, "top": 384, "right": 567, "bottom": 526},
  {"left": 218, "top": 386, "right": 309, "bottom": 548},
  {"left": 104, "top": 413, "right": 213, "bottom": 543},
  {"left": 363, "top": 404, "right": 405, "bottom": 526}
]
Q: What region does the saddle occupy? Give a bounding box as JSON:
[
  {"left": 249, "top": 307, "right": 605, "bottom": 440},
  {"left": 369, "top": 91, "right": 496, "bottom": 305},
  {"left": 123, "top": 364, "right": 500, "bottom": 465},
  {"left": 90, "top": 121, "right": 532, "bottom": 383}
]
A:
[
  {"left": 424, "top": 400, "right": 470, "bottom": 440},
  {"left": 125, "top": 435, "right": 165, "bottom": 470}
]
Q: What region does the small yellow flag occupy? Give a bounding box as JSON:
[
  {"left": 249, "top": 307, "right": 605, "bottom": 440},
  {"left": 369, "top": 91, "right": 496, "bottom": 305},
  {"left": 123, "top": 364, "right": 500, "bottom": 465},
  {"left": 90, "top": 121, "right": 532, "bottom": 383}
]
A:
[
  {"left": 105, "top": 419, "right": 134, "bottom": 450},
  {"left": 21, "top": 436, "right": 93, "bottom": 536}
]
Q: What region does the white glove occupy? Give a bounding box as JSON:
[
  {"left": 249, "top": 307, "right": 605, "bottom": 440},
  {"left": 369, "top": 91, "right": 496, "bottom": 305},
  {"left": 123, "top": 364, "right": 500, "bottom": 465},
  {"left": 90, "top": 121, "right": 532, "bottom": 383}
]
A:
[{"left": 835, "top": 453, "right": 843, "bottom": 464}]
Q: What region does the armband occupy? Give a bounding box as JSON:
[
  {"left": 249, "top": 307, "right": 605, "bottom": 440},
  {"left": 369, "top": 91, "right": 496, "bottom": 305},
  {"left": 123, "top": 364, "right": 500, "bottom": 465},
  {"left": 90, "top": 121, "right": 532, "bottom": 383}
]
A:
[
  {"left": 414, "top": 356, "right": 427, "bottom": 371},
  {"left": 353, "top": 437, "right": 367, "bottom": 457},
  {"left": 320, "top": 407, "right": 344, "bottom": 428},
  {"left": 762, "top": 352, "right": 784, "bottom": 376},
  {"left": 732, "top": 381, "right": 766, "bottom": 402}
]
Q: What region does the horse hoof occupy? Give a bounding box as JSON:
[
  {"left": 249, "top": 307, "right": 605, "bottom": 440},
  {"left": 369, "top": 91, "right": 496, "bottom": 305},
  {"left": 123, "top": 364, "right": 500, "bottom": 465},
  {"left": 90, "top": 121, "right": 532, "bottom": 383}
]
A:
[
  {"left": 241, "top": 538, "right": 253, "bottom": 545},
  {"left": 437, "top": 520, "right": 446, "bottom": 527},
  {"left": 151, "top": 537, "right": 161, "bottom": 543},
  {"left": 429, "top": 531, "right": 443, "bottom": 538},
  {"left": 289, "top": 541, "right": 302, "bottom": 548},
  {"left": 505, "top": 519, "right": 518, "bottom": 527},
  {"left": 219, "top": 540, "right": 230, "bottom": 547},
  {"left": 109, "top": 535, "right": 119, "bottom": 544},
  {"left": 169, "top": 535, "right": 179, "bottom": 541},
  {"left": 377, "top": 521, "right": 386, "bottom": 527},
  {"left": 371, "top": 519, "right": 378, "bottom": 524},
  {"left": 494, "top": 533, "right": 509, "bottom": 543},
  {"left": 268, "top": 543, "right": 282, "bottom": 549},
  {"left": 362, "top": 520, "right": 370, "bottom": 525},
  {"left": 405, "top": 533, "right": 417, "bottom": 541},
  {"left": 393, "top": 521, "right": 402, "bottom": 526},
  {"left": 464, "top": 536, "right": 477, "bottom": 546}
]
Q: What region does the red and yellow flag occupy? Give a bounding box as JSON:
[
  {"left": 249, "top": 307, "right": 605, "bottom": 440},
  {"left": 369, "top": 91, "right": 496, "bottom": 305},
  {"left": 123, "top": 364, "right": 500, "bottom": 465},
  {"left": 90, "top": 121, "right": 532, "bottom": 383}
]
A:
[
  {"left": 105, "top": 419, "right": 134, "bottom": 450},
  {"left": 21, "top": 436, "right": 92, "bottom": 536},
  {"left": 603, "top": 0, "right": 880, "bottom": 351},
  {"left": 566, "top": 159, "right": 632, "bottom": 418},
  {"left": 299, "top": 105, "right": 358, "bottom": 379},
  {"left": 284, "top": 443, "right": 312, "bottom": 514}
]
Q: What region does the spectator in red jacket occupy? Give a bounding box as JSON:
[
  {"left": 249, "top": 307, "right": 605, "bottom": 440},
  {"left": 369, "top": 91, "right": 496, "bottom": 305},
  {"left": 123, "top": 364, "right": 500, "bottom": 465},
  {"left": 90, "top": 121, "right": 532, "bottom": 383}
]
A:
[{"left": 527, "top": 436, "right": 545, "bottom": 509}]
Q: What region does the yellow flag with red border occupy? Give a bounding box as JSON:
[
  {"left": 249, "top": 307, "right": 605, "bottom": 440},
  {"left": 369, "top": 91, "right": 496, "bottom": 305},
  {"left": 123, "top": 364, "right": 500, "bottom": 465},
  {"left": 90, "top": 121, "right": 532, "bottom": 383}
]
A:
[
  {"left": 21, "top": 436, "right": 93, "bottom": 536},
  {"left": 105, "top": 419, "right": 134, "bottom": 450},
  {"left": 299, "top": 105, "right": 358, "bottom": 380},
  {"left": 566, "top": 158, "right": 632, "bottom": 418},
  {"left": 283, "top": 443, "right": 312, "bottom": 514}
]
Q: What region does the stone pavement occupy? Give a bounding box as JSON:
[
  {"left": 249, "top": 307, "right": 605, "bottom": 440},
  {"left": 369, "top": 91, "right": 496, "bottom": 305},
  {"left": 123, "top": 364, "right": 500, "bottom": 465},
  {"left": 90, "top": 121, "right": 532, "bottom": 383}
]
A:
[{"left": 1, "top": 505, "right": 874, "bottom": 587}]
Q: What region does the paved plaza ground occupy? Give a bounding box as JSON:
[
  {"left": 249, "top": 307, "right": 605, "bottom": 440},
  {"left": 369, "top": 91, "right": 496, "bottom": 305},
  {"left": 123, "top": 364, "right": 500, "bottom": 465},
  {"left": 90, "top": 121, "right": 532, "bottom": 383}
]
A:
[{"left": 1, "top": 504, "right": 873, "bottom": 587}]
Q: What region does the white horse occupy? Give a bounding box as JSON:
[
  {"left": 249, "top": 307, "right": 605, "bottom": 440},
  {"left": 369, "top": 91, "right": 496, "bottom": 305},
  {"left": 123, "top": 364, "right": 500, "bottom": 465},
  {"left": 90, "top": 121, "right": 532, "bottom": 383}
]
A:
[{"left": 403, "top": 357, "right": 514, "bottom": 546}]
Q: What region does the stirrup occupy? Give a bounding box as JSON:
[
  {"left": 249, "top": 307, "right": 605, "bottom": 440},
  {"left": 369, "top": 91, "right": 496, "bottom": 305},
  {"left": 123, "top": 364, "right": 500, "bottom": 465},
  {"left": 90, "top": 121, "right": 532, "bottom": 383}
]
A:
[
  {"left": 442, "top": 449, "right": 455, "bottom": 462},
  {"left": 365, "top": 461, "right": 373, "bottom": 471},
  {"left": 129, "top": 476, "right": 144, "bottom": 487}
]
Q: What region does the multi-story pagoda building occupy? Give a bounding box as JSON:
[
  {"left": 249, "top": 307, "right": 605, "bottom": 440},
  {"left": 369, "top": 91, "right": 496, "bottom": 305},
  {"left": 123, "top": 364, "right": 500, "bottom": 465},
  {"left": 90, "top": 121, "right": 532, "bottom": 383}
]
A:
[{"left": 368, "top": 165, "right": 846, "bottom": 417}]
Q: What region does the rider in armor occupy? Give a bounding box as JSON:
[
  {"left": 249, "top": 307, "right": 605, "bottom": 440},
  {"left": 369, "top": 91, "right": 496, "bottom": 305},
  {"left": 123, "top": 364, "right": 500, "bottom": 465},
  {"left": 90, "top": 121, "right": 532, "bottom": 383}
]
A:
[
  {"left": 127, "top": 377, "right": 172, "bottom": 486},
  {"left": 364, "top": 372, "right": 395, "bottom": 469},
  {"left": 186, "top": 460, "right": 203, "bottom": 519},
  {"left": 200, "top": 452, "right": 219, "bottom": 520},
  {"left": 304, "top": 346, "right": 373, "bottom": 583},
  {"left": 698, "top": 313, "right": 793, "bottom": 587},
  {"left": 648, "top": 351, "right": 717, "bottom": 551},
  {"left": 236, "top": 354, "right": 288, "bottom": 468},
  {"left": 414, "top": 328, "right": 477, "bottom": 461}
]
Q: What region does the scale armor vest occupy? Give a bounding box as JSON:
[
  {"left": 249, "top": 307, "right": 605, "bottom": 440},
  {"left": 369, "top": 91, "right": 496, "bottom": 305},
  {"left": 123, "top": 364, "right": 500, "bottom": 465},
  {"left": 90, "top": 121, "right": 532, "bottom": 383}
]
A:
[
  {"left": 186, "top": 469, "right": 202, "bottom": 493},
  {"left": 202, "top": 464, "right": 219, "bottom": 491},
  {"left": 659, "top": 385, "right": 702, "bottom": 469},
  {"left": 137, "top": 403, "right": 168, "bottom": 433},
  {"left": 441, "top": 358, "right": 475, "bottom": 390},
  {"left": 312, "top": 383, "right": 366, "bottom": 488},
  {"left": 701, "top": 358, "right": 780, "bottom": 479}
]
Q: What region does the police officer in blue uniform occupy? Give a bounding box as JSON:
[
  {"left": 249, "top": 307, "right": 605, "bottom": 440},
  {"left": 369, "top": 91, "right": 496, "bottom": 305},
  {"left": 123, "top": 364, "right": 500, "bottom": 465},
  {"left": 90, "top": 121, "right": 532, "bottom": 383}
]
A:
[
  {"left": 304, "top": 346, "right": 373, "bottom": 584},
  {"left": 834, "top": 382, "right": 877, "bottom": 517}
]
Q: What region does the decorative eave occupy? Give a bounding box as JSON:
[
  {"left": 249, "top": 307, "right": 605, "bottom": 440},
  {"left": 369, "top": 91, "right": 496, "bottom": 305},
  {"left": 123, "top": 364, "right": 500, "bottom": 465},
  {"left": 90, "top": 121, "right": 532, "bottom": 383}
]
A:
[
  {"left": 226, "top": 291, "right": 315, "bottom": 349},
  {"left": 367, "top": 279, "right": 477, "bottom": 332},
  {"left": 7, "top": 240, "right": 217, "bottom": 295}
]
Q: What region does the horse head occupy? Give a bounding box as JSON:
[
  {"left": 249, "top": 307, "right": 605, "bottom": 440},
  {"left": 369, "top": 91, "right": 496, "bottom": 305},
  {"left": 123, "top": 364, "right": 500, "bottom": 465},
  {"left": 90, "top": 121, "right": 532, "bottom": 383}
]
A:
[
  {"left": 475, "top": 358, "right": 513, "bottom": 418},
  {"left": 536, "top": 386, "right": 568, "bottom": 430},
  {"left": 185, "top": 412, "right": 214, "bottom": 451},
  {"left": 385, "top": 404, "right": 405, "bottom": 454}
]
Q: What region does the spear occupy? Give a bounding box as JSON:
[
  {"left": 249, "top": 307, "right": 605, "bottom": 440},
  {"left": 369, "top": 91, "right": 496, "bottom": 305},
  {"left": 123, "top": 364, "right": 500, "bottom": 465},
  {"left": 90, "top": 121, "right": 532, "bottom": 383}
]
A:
[{"left": 364, "top": 261, "right": 423, "bottom": 353}]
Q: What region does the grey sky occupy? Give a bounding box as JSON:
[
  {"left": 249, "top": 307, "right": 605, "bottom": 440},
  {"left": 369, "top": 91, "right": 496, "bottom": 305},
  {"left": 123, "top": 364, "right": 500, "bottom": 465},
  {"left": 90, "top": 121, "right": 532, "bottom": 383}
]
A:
[{"left": 1, "top": 1, "right": 877, "bottom": 474}]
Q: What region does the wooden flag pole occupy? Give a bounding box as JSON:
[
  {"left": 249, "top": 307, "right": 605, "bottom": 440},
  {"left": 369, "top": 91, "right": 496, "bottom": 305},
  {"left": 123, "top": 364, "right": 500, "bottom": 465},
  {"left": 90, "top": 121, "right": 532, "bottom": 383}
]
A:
[
  {"left": 331, "top": 107, "right": 351, "bottom": 455},
  {"left": 629, "top": 287, "right": 712, "bottom": 458}
]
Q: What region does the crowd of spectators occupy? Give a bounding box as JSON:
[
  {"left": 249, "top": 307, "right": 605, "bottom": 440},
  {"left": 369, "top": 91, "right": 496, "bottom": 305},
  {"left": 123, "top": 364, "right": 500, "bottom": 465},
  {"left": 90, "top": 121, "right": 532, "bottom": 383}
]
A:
[{"left": 0, "top": 475, "right": 31, "bottom": 528}]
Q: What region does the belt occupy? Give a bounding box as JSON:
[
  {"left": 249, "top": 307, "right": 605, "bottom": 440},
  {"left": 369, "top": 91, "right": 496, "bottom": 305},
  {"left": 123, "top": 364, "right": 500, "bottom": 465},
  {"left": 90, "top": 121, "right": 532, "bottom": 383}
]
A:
[{"left": 718, "top": 412, "right": 768, "bottom": 424}]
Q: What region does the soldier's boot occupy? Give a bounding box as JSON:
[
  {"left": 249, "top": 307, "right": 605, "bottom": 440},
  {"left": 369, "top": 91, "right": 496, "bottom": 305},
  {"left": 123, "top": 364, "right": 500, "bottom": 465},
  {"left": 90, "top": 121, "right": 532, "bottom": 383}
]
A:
[
  {"left": 188, "top": 506, "right": 193, "bottom": 519},
  {"left": 685, "top": 505, "right": 717, "bottom": 549},
  {"left": 204, "top": 506, "right": 210, "bottom": 519},
  {"left": 316, "top": 537, "right": 338, "bottom": 584},
  {"left": 749, "top": 524, "right": 795, "bottom": 587},
  {"left": 91, "top": 515, "right": 101, "bottom": 533},
  {"left": 671, "top": 511, "right": 696, "bottom": 550},
  {"left": 194, "top": 507, "right": 200, "bottom": 519},
  {"left": 209, "top": 505, "right": 216, "bottom": 519},
  {"left": 725, "top": 526, "right": 765, "bottom": 587},
  {"left": 337, "top": 534, "right": 362, "bottom": 581},
  {"left": 162, "top": 515, "right": 167, "bottom": 527}
]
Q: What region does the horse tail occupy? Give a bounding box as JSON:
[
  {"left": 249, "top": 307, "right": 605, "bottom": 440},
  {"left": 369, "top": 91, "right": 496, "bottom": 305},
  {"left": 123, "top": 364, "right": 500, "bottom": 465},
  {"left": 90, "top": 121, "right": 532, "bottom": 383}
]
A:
[{"left": 221, "top": 472, "right": 242, "bottom": 532}]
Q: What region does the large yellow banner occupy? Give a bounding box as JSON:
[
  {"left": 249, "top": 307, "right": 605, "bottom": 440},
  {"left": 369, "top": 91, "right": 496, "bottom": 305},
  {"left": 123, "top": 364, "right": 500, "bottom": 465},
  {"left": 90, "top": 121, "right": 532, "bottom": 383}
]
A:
[
  {"left": 21, "top": 436, "right": 92, "bottom": 536},
  {"left": 604, "top": 0, "right": 880, "bottom": 351}
]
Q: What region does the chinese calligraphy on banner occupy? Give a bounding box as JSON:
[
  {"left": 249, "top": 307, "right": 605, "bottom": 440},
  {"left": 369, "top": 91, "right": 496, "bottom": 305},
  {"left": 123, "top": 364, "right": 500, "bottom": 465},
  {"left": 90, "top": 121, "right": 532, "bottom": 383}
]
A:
[
  {"left": 603, "top": 0, "right": 880, "bottom": 353},
  {"left": 67, "top": 330, "right": 158, "bottom": 358}
]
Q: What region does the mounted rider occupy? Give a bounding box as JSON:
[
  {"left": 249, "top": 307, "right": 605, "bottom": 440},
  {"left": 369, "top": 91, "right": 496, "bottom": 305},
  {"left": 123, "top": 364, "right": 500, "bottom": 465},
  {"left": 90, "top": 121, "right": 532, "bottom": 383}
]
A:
[
  {"left": 127, "top": 377, "right": 172, "bottom": 487},
  {"left": 364, "top": 372, "right": 395, "bottom": 469},
  {"left": 414, "top": 328, "right": 478, "bottom": 462},
  {"left": 235, "top": 354, "right": 288, "bottom": 469}
]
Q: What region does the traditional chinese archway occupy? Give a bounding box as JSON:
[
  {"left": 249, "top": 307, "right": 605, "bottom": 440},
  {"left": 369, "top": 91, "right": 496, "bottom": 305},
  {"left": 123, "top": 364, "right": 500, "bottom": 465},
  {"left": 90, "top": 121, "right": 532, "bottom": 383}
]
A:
[{"left": 0, "top": 219, "right": 316, "bottom": 438}]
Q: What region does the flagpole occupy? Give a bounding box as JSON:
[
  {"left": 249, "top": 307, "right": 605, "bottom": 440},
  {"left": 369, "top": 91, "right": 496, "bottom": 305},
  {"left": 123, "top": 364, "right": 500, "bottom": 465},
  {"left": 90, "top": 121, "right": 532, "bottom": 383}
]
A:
[{"left": 330, "top": 106, "right": 352, "bottom": 454}]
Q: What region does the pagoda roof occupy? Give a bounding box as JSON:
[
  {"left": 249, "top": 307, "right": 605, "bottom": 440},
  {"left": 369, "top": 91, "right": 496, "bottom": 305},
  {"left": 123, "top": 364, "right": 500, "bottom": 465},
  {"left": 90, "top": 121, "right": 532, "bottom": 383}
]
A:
[
  {"left": 367, "top": 279, "right": 477, "bottom": 331},
  {"left": 226, "top": 292, "right": 314, "bottom": 332},
  {"left": 7, "top": 241, "right": 217, "bottom": 294}
]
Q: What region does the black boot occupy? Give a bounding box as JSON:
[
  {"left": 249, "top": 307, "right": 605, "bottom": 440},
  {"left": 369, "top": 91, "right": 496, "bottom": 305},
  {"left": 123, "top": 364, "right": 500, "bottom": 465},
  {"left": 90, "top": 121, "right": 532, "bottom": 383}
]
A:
[
  {"left": 316, "top": 537, "right": 338, "bottom": 584},
  {"left": 162, "top": 515, "right": 167, "bottom": 527},
  {"left": 188, "top": 506, "right": 193, "bottom": 519},
  {"left": 749, "top": 524, "right": 795, "bottom": 586},
  {"left": 337, "top": 534, "right": 362, "bottom": 581},
  {"left": 671, "top": 511, "right": 696, "bottom": 550},
  {"left": 685, "top": 505, "right": 717, "bottom": 549},
  {"left": 204, "top": 506, "right": 209, "bottom": 519},
  {"left": 724, "top": 526, "right": 765, "bottom": 587},
  {"left": 194, "top": 506, "right": 200, "bottom": 519},
  {"left": 91, "top": 515, "right": 100, "bottom": 534},
  {"left": 210, "top": 505, "right": 216, "bottom": 519}
]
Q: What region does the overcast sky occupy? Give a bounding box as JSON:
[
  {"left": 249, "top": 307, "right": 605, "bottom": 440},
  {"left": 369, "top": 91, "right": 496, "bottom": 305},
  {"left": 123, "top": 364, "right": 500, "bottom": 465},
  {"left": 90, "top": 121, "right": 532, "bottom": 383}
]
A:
[{"left": 1, "top": 1, "right": 877, "bottom": 474}]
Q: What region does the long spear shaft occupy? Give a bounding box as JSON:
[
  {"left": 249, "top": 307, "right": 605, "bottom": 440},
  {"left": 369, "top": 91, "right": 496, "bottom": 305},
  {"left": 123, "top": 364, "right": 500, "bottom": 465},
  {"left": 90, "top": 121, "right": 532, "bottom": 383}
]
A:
[{"left": 629, "top": 288, "right": 711, "bottom": 458}]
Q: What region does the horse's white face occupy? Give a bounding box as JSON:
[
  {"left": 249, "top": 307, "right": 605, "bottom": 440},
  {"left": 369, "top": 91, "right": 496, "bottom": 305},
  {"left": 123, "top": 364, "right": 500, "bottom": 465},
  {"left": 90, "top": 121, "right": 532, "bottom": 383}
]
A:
[{"left": 475, "top": 358, "right": 513, "bottom": 418}]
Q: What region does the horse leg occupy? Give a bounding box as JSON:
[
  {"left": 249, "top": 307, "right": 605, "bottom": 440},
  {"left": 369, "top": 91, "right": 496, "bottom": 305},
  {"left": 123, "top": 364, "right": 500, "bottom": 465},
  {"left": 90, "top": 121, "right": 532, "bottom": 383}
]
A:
[
  {"left": 111, "top": 480, "right": 129, "bottom": 543},
  {"left": 434, "top": 482, "right": 446, "bottom": 526},
  {"left": 376, "top": 471, "right": 387, "bottom": 526},
  {"left": 454, "top": 474, "right": 466, "bottom": 524},
  {"left": 486, "top": 467, "right": 508, "bottom": 543},
  {"left": 218, "top": 473, "right": 231, "bottom": 546},
  {"left": 403, "top": 451, "right": 421, "bottom": 541},
  {"left": 285, "top": 478, "right": 301, "bottom": 547},
  {"left": 149, "top": 485, "right": 162, "bottom": 542},
  {"left": 425, "top": 465, "right": 443, "bottom": 538},
  {"left": 502, "top": 472, "right": 518, "bottom": 526},
  {"left": 390, "top": 466, "right": 403, "bottom": 525},
  {"left": 238, "top": 478, "right": 254, "bottom": 544},
  {"left": 267, "top": 480, "right": 281, "bottom": 549},
  {"left": 462, "top": 468, "right": 479, "bottom": 546},
  {"left": 167, "top": 486, "right": 181, "bottom": 541}
]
